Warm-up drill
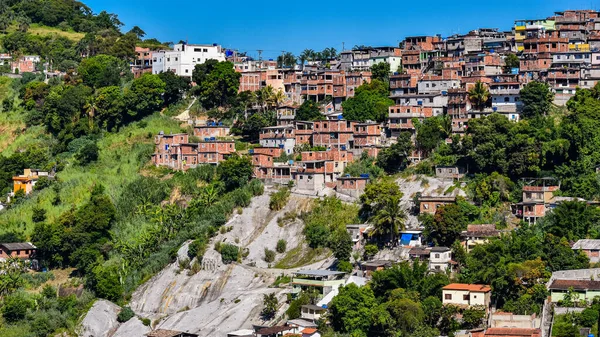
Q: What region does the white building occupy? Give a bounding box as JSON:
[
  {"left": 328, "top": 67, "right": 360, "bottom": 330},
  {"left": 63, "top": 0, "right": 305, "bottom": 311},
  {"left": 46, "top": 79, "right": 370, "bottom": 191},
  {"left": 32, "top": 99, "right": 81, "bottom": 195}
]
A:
[
  {"left": 429, "top": 246, "right": 453, "bottom": 272},
  {"left": 442, "top": 283, "right": 491, "bottom": 309},
  {"left": 152, "top": 43, "right": 226, "bottom": 77}
]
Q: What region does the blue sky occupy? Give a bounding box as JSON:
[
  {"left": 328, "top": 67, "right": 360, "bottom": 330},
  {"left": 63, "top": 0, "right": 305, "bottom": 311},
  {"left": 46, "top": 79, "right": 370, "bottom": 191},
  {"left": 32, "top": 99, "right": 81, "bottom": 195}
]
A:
[{"left": 85, "top": 0, "right": 599, "bottom": 59}]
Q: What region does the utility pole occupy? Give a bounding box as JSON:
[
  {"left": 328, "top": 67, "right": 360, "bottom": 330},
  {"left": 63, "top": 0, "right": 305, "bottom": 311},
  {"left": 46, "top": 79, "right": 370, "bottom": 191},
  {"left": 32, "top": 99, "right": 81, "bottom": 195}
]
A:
[{"left": 342, "top": 42, "right": 345, "bottom": 51}]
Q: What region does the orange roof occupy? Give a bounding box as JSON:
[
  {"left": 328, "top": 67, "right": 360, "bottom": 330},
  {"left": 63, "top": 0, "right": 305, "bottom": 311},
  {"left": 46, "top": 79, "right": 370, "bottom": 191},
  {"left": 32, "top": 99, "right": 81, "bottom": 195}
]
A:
[
  {"left": 443, "top": 283, "right": 491, "bottom": 292},
  {"left": 302, "top": 328, "right": 318, "bottom": 334},
  {"left": 485, "top": 328, "right": 541, "bottom": 337}
]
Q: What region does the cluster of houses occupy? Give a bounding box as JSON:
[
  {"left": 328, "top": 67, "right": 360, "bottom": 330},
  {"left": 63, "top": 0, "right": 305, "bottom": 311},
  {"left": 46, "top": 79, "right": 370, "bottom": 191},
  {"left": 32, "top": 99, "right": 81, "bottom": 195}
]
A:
[{"left": 0, "top": 53, "right": 41, "bottom": 74}]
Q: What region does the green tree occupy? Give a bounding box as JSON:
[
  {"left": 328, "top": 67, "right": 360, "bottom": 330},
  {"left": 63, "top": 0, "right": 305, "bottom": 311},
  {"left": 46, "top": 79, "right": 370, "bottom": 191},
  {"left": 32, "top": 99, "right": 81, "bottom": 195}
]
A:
[
  {"left": 342, "top": 79, "right": 393, "bottom": 122},
  {"left": 31, "top": 206, "right": 47, "bottom": 223},
  {"left": 125, "top": 73, "right": 166, "bottom": 119},
  {"left": 424, "top": 199, "right": 479, "bottom": 246},
  {"left": 540, "top": 201, "right": 600, "bottom": 241},
  {"left": 296, "top": 99, "right": 323, "bottom": 121},
  {"left": 77, "top": 55, "right": 128, "bottom": 88},
  {"left": 329, "top": 284, "right": 377, "bottom": 334},
  {"left": 217, "top": 155, "right": 253, "bottom": 191},
  {"left": 193, "top": 61, "right": 241, "bottom": 109},
  {"left": 371, "top": 62, "right": 391, "bottom": 84},
  {"left": 520, "top": 81, "right": 554, "bottom": 119},
  {"left": 330, "top": 228, "right": 352, "bottom": 262},
  {"left": 75, "top": 142, "right": 99, "bottom": 165},
  {"left": 220, "top": 244, "right": 239, "bottom": 264},
  {"left": 91, "top": 263, "right": 123, "bottom": 301},
  {"left": 261, "top": 293, "right": 278, "bottom": 320},
  {"left": 468, "top": 80, "right": 489, "bottom": 111},
  {"left": 504, "top": 53, "right": 520, "bottom": 72},
  {"left": 462, "top": 307, "right": 486, "bottom": 329},
  {"left": 376, "top": 132, "right": 413, "bottom": 173},
  {"left": 158, "top": 71, "right": 190, "bottom": 106},
  {"left": 416, "top": 116, "right": 449, "bottom": 155},
  {"left": 1, "top": 291, "right": 31, "bottom": 322},
  {"left": 93, "top": 86, "right": 125, "bottom": 131}
]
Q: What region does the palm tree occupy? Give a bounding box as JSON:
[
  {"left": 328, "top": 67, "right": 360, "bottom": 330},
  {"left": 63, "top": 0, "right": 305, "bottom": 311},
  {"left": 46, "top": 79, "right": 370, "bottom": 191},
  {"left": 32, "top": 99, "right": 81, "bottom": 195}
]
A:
[
  {"left": 328, "top": 47, "right": 338, "bottom": 60},
  {"left": 260, "top": 85, "right": 276, "bottom": 111},
  {"left": 370, "top": 196, "right": 406, "bottom": 244},
  {"left": 273, "top": 89, "right": 286, "bottom": 107},
  {"left": 300, "top": 49, "right": 314, "bottom": 68},
  {"left": 84, "top": 97, "right": 97, "bottom": 129},
  {"left": 468, "top": 80, "right": 490, "bottom": 111},
  {"left": 321, "top": 49, "right": 331, "bottom": 61}
]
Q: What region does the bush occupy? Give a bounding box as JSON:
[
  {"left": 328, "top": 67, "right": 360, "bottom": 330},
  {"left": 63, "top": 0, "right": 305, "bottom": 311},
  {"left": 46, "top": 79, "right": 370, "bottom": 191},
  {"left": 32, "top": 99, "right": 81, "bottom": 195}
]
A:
[
  {"left": 220, "top": 244, "right": 239, "bottom": 264},
  {"left": 364, "top": 244, "right": 379, "bottom": 260},
  {"left": 276, "top": 239, "right": 287, "bottom": 254},
  {"left": 1, "top": 291, "right": 32, "bottom": 322},
  {"left": 187, "top": 238, "right": 207, "bottom": 260},
  {"left": 117, "top": 306, "right": 135, "bottom": 323},
  {"left": 31, "top": 207, "right": 47, "bottom": 223},
  {"left": 337, "top": 260, "right": 353, "bottom": 273},
  {"left": 248, "top": 179, "right": 265, "bottom": 196},
  {"left": 142, "top": 318, "right": 151, "bottom": 326},
  {"left": 270, "top": 188, "right": 291, "bottom": 211},
  {"left": 75, "top": 142, "right": 100, "bottom": 165},
  {"left": 264, "top": 248, "right": 276, "bottom": 263}
]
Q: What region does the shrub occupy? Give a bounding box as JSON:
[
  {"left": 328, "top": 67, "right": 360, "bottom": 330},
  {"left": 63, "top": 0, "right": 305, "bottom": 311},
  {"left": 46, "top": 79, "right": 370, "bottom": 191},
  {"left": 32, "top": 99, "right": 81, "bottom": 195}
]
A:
[
  {"left": 337, "top": 260, "right": 353, "bottom": 273},
  {"left": 187, "top": 238, "right": 207, "bottom": 260},
  {"left": 75, "top": 142, "right": 100, "bottom": 165},
  {"left": 248, "top": 179, "right": 265, "bottom": 196},
  {"left": 178, "top": 257, "right": 190, "bottom": 270},
  {"left": 1, "top": 291, "right": 32, "bottom": 322},
  {"left": 264, "top": 248, "right": 276, "bottom": 263},
  {"left": 117, "top": 306, "right": 135, "bottom": 323},
  {"left": 141, "top": 318, "right": 151, "bottom": 326},
  {"left": 270, "top": 188, "right": 291, "bottom": 211},
  {"left": 276, "top": 240, "right": 287, "bottom": 253},
  {"left": 31, "top": 207, "right": 47, "bottom": 223},
  {"left": 220, "top": 244, "right": 239, "bottom": 264},
  {"left": 364, "top": 244, "right": 379, "bottom": 260},
  {"left": 188, "top": 259, "right": 201, "bottom": 275}
]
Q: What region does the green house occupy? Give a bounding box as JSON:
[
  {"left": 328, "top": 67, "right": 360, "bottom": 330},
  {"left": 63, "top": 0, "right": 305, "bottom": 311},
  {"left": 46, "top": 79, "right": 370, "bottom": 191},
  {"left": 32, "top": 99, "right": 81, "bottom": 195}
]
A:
[{"left": 548, "top": 279, "right": 600, "bottom": 303}]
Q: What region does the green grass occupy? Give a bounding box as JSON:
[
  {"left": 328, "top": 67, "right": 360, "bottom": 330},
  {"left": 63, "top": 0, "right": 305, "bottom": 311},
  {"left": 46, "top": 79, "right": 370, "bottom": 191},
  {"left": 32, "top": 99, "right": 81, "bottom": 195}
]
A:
[
  {"left": 274, "top": 243, "right": 331, "bottom": 269},
  {"left": 26, "top": 24, "right": 85, "bottom": 42},
  {"left": 0, "top": 113, "right": 182, "bottom": 235}
]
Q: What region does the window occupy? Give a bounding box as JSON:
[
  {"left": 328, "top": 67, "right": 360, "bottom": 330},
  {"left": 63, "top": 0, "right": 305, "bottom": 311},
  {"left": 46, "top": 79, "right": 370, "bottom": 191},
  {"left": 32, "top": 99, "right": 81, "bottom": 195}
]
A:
[
  {"left": 504, "top": 97, "right": 510, "bottom": 102},
  {"left": 203, "top": 48, "right": 208, "bottom": 52},
  {"left": 445, "top": 294, "right": 452, "bottom": 300},
  {"left": 463, "top": 294, "right": 469, "bottom": 301},
  {"left": 435, "top": 254, "right": 440, "bottom": 258},
  {"left": 175, "top": 57, "right": 178, "bottom": 61},
  {"left": 185, "top": 69, "right": 189, "bottom": 73}
]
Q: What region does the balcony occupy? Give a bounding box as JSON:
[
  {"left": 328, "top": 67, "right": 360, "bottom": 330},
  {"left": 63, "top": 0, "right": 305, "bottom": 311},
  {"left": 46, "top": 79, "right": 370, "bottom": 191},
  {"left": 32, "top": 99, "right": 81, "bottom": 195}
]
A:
[{"left": 489, "top": 88, "right": 521, "bottom": 95}]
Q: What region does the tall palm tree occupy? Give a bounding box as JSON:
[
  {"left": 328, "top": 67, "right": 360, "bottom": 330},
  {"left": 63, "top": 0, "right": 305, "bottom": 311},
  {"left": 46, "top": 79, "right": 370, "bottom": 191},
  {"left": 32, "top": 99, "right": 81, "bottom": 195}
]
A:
[
  {"left": 261, "top": 85, "right": 276, "bottom": 111},
  {"left": 468, "top": 80, "right": 490, "bottom": 111},
  {"left": 321, "top": 49, "right": 331, "bottom": 61},
  {"left": 328, "top": 47, "right": 338, "bottom": 60},
  {"left": 371, "top": 196, "right": 406, "bottom": 244},
  {"left": 84, "top": 97, "right": 97, "bottom": 129},
  {"left": 300, "top": 49, "right": 314, "bottom": 68}
]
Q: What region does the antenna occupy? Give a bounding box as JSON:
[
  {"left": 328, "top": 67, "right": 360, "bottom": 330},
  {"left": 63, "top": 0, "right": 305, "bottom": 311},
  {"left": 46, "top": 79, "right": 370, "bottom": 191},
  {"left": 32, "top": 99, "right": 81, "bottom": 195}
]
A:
[{"left": 257, "top": 50, "right": 263, "bottom": 61}]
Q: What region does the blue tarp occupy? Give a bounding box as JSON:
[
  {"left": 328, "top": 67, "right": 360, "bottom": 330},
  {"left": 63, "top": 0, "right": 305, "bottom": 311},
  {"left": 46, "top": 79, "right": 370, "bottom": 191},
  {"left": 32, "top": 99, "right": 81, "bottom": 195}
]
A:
[{"left": 400, "top": 233, "right": 412, "bottom": 245}]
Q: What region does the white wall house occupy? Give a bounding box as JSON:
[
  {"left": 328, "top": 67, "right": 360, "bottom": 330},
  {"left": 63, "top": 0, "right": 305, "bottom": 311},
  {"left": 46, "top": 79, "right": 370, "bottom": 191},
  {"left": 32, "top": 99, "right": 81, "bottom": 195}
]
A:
[
  {"left": 429, "top": 247, "right": 453, "bottom": 272},
  {"left": 152, "top": 43, "right": 226, "bottom": 78},
  {"left": 442, "top": 283, "right": 491, "bottom": 309}
]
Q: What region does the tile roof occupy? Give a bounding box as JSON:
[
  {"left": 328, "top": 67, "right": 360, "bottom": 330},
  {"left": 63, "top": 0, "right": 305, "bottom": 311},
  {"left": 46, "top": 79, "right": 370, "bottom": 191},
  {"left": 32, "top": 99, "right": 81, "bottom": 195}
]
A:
[
  {"left": 256, "top": 326, "right": 294, "bottom": 335},
  {"left": 146, "top": 329, "right": 196, "bottom": 337},
  {"left": 0, "top": 242, "right": 36, "bottom": 251},
  {"left": 302, "top": 328, "right": 318, "bottom": 334},
  {"left": 485, "top": 328, "right": 541, "bottom": 337},
  {"left": 548, "top": 279, "right": 600, "bottom": 291},
  {"left": 443, "top": 283, "right": 492, "bottom": 292},
  {"left": 572, "top": 239, "right": 600, "bottom": 250}
]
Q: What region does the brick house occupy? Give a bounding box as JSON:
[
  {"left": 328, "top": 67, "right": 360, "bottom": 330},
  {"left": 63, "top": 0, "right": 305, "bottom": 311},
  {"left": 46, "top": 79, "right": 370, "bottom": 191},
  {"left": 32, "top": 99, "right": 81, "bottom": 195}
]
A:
[
  {"left": 418, "top": 196, "right": 456, "bottom": 215},
  {"left": 336, "top": 176, "right": 369, "bottom": 198},
  {"left": 0, "top": 242, "right": 37, "bottom": 260},
  {"left": 312, "top": 120, "right": 356, "bottom": 150},
  {"left": 259, "top": 125, "right": 296, "bottom": 155},
  {"left": 572, "top": 239, "right": 600, "bottom": 263},
  {"left": 461, "top": 224, "right": 500, "bottom": 252},
  {"left": 193, "top": 124, "right": 230, "bottom": 138}
]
